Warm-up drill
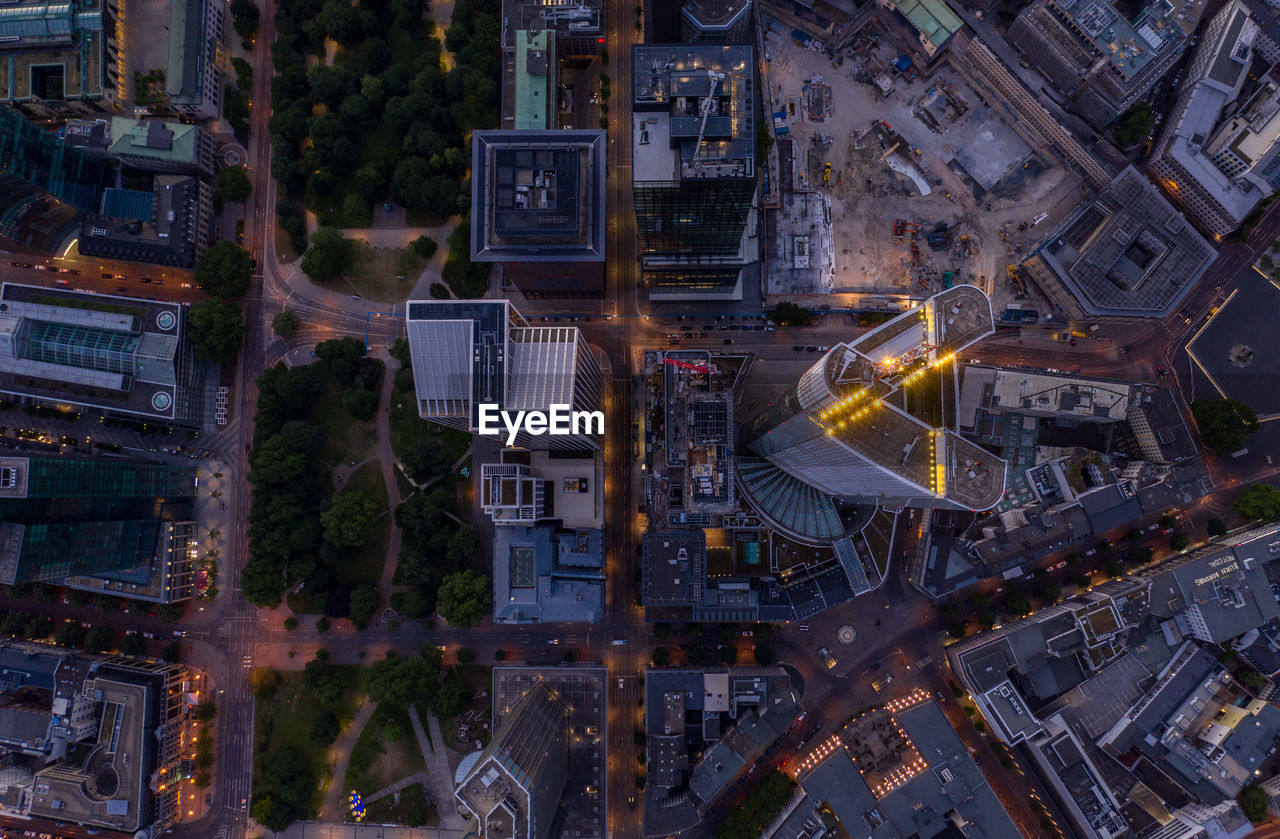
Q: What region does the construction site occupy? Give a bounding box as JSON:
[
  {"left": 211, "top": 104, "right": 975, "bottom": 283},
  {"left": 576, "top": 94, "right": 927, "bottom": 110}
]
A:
[{"left": 760, "top": 17, "right": 1087, "bottom": 318}]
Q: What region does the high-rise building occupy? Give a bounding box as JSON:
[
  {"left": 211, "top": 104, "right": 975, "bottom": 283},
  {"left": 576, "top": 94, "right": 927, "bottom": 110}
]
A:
[
  {"left": 166, "top": 0, "right": 225, "bottom": 120},
  {"left": 0, "top": 0, "right": 121, "bottom": 117},
  {"left": 456, "top": 681, "right": 569, "bottom": 839},
  {"left": 1006, "top": 0, "right": 1192, "bottom": 129},
  {"left": 404, "top": 300, "right": 604, "bottom": 450},
  {"left": 470, "top": 131, "right": 607, "bottom": 298},
  {"left": 0, "top": 454, "right": 197, "bottom": 594},
  {"left": 1148, "top": 0, "right": 1280, "bottom": 236},
  {"left": 680, "top": 0, "right": 752, "bottom": 43},
  {"left": 0, "top": 106, "right": 108, "bottom": 212},
  {"left": 743, "top": 286, "right": 1006, "bottom": 510},
  {"left": 506, "top": 0, "right": 607, "bottom": 58},
  {"left": 0, "top": 284, "right": 215, "bottom": 428},
  {"left": 632, "top": 44, "right": 757, "bottom": 299}
]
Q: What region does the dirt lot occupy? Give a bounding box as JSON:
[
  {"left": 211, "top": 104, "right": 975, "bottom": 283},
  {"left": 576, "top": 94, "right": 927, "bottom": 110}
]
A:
[{"left": 761, "top": 19, "right": 1086, "bottom": 313}]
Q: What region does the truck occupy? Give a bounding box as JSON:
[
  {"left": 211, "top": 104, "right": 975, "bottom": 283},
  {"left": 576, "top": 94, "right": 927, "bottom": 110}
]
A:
[
  {"left": 611, "top": 639, "right": 628, "bottom": 646},
  {"left": 941, "top": 271, "right": 954, "bottom": 289},
  {"left": 871, "top": 674, "right": 894, "bottom": 692}
]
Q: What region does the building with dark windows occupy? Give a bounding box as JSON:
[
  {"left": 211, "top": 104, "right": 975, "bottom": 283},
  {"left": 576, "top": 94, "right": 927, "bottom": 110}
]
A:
[
  {"left": 743, "top": 286, "right": 1006, "bottom": 510},
  {"left": 0, "top": 284, "right": 217, "bottom": 429},
  {"left": 80, "top": 176, "right": 214, "bottom": 268},
  {"left": 104, "top": 118, "right": 217, "bottom": 179},
  {"left": 404, "top": 299, "right": 604, "bottom": 450},
  {"left": 506, "top": 0, "right": 607, "bottom": 57},
  {"left": 0, "top": 640, "right": 192, "bottom": 834},
  {"left": 471, "top": 131, "right": 607, "bottom": 298},
  {"left": 0, "top": 455, "right": 198, "bottom": 602},
  {"left": 632, "top": 44, "right": 757, "bottom": 299},
  {"left": 455, "top": 681, "right": 569, "bottom": 839},
  {"left": 0, "top": 0, "right": 121, "bottom": 117},
  {"left": 0, "top": 104, "right": 109, "bottom": 211},
  {"left": 166, "top": 0, "right": 224, "bottom": 120},
  {"left": 680, "top": 0, "right": 752, "bottom": 43}
]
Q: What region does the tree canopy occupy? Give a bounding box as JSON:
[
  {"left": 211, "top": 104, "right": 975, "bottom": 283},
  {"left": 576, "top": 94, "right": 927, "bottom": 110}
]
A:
[
  {"left": 1191, "top": 399, "right": 1258, "bottom": 454},
  {"left": 714, "top": 772, "right": 795, "bottom": 839},
  {"left": 300, "top": 227, "right": 353, "bottom": 282},
  {"left": 272, "top": 310, "right": 300, "bottom": 338},
  {"left": 769, "top": 301, "right": 815, "bottom": 326},
  {"left": 217, "top": 166, "right": 253, "bottom": 202},
  {"left": 1239, "top": 784, "right": 1268, "bottom": 823},
  {"left": 320, "top": 492, "right": 381, "bottom": 548},
  {"left": 436, "top": 570, "right": 491, "bottom": 628},
  {"left": 188, "top": 301, "right": 246, "bottom": 366},
  {"left": 1111, "top": 103, "right": 1156, "bottom": 147},
  {"left": 1234, "top": 483, "right": 1280, "bottom": 521},
  {"left": 194, "top": 241, "right": 253, "bottom": 299}
]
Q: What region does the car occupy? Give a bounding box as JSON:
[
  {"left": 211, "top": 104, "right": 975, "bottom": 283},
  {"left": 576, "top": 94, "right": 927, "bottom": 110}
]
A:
[
  {"left": 817, "top": 345, "right": 830, "bottom": 351},
  {"left": 1049, "top": 561, "right": 1066, "bottom": 571},
  {"left": 722, "top": 338, "right": 733, "bottom": 344},
  {"left": 33, "top": 264, "right": 47, "bottom": 271},
  {"left": 140, "top": 277, "right": 153, "bottom": 284},
  {"left": 793, "top": 345, "right": 804, "bottom": 351},
  {"left": 1119, "top": 345, "right": 1132, "bottom": 354},
  {"left": 740, "top": 630, "right": 753, "bottom": 637},
  {"left": 1156, "top": 365, "right": 1166, "bottom": 378},
  {"left": 180, "top": 282, "right": 193, "bottom": 288},
  {"left": 618, "top": 678, "right": 624, "bottom": 689},
  {"left": 627, "top": 796, "right": 636, "bottom": 810},
  {"left": 806, "top": 346, "right": 818, "bottom": 352},
  {"left": 101, "top": 272, "right": 114, "bottom": 279},
  {"left": 681, "top": 325, "right": 692, "bottom": 331},
  {"left": 798, "top": 624, "right": 810, "bottom": 631},
  {"left": 352, "top": 294, "right": 362, "bottom": 300}
]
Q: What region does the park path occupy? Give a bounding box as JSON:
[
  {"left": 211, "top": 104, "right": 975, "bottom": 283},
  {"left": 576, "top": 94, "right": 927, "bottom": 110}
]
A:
[
  {"left": 365, "top": 772, "right": 432, "bottom": 804},
  {"left": 375, "top": 354, "right": 405, "bottom": 614},
  {"left": 319, "top": 699, "right": 379, "bottom": 822},
  {"left": 407, "top": 705, "right": 466, "bottom": 830}
]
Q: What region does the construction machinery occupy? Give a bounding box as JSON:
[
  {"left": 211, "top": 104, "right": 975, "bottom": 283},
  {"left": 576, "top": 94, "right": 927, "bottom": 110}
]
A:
[
  {"left": 1005, "top": 264, "right": 1025, "bottom": 294},
  {"left": 690, "top": 70, "right": 727, "bottom": 173},
  {"left": 664, "top": 357, "right": 713, "bottom": 374},
  {"left": 910, "top": 243, "right": 921, "bottom": 266},
  {"left": 823, "top": 161, "right": 831, "bottom": 185},
  {"left": 926, "top": 222, "right": 952, "bottom": 251},
  {"left": 941, "top": 271, "right": 955, "bottom": 289}
]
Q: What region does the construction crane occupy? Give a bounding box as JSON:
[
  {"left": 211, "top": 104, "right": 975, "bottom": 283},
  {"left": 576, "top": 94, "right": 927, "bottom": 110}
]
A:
[
  {"left": 664, "top": 357, "right": 713, "bottom": 374},
  {"left": 691, "top": 69, "right": 726, "bottom": 172}
]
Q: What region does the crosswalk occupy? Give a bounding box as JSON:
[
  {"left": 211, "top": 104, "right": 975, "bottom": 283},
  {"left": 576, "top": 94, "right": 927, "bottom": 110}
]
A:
[
  {"left": 218, "top": 622, "right": 232, "bottom": 638},
  {"left": 916, "top": 655, "right": 934, "bottom": 669}
]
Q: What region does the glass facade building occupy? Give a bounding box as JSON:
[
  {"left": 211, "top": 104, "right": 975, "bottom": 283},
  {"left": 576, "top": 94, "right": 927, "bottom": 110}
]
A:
[{"left": 0, "top": 106, "right": 108, "bottom": 210}]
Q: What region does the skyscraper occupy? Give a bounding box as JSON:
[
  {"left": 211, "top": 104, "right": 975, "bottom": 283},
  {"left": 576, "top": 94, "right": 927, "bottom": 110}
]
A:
[
  {"left": 470, "top": 130, "right": 607, "bottom": 298},
  {"left": 632, "top": 44, "right": 757, "bottom": 299},
  {"left": 405, "top": 299, "right": 604, "bottom": 450},
  {"left": 456, "top": 681, "right": 569, "bottom": 839},
  {"left": 743, "top": 286, "right": 1007, "bottom": 510},
  {"left": 0, "top": 454, "right": 197, "bottom": 586}
]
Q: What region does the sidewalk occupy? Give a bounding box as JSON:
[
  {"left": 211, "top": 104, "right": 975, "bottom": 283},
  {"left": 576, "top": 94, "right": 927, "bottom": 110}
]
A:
[{"left": 272, "top": 821, "right": 470, "bottom": 839}]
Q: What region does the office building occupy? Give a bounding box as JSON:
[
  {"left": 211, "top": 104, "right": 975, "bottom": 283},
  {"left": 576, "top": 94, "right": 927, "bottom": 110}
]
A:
[
  {"left": 0, "top": 284, "right": 216, "bottom": 429},
  {"left": 883, "top": 0, "right": 964, "bottom": 59},
  {"left": 104, "top": 119, "right": 217, "bottom": 179},
  {"left": 167, "top": 0, "right": 225, "bottom": 120},
  {"left": 404, "top": 300, "right": 604, "bottom": 450},
  {"left": 514, "top": 32, "right": 557, "bottom": 130},
  {"left": 680, "top": 0, "right": 752, "bottom": 43},
  {"left": 743, "top": 286, "right": 1007, "bottom": 510},
  {"left": 471, "top": 131, "right": 607, "bottom": 298},
  {"left": 0, "top": 0, "right": 121, "bottom": 117},
  {"left": 0, "top": 641, "right": 191, "bottom": 834},
  {"left": 1007, "top": 0, "right": 1194, "bottom": 129},
  {"left": 80, "top": 176, "right": 215, "bottom": 269},
  {"left": 492, "top": 524, "right": 604, "bottom": 622},
  {"left": 1020, "top": 167, "right": 1216, "bottom": 319},
  {"left": 1149, "top": 0, "right": 1280, "bottom": 236},
  {"left": 0, "top": 454, "right": 198, "bottom": 596},
  {"left": 0, "top": 106, "right": 108, "bottom": 213},
  {"left": 480, "top": 449, "right": 603, "bottom": 528},
  {"left": 632, "top": 44, "right": 757, "bottom": 299},
  {"left": 456, "top": 681, "right": 569, "bottom": 839},
  {"left": 506, "top": 0, "right": 606, "bottom": 57},
  {"left": 764, "top": 697, "right": 1021, "bottom": 839}
]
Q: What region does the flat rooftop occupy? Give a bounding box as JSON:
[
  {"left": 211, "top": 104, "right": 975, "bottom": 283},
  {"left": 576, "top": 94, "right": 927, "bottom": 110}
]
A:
[
  {"left": 1031, "top": 167, "right": 1215, "bottom": 316},
  {"left": 1056, "top": 0, "right": 1185, "bottom": 79},
  {"left": 471, "top": 130, "right": 606, "bottom": 262},
  {"left": 632, "top": 44, "right": 755, "bottom": 182}
]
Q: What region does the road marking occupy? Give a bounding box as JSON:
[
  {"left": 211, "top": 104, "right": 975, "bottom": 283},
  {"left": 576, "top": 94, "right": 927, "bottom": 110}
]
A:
[{"left": 916, "top": 655, "right": 933, "bottom": 668}]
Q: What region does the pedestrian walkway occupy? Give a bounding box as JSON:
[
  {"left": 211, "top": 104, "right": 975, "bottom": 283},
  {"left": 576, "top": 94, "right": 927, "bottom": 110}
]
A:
[
  {"left": 365, "top": 772, "right": 431, "bottom": 804},
  {"left": 320, "top": 700, "right": 379, "bottom": 822},
  {"left": 407, "top": 705, "right": 466, "bottom": 830},
  {"left": 272, "top": 820, "right": 470, "bottom": 839}
]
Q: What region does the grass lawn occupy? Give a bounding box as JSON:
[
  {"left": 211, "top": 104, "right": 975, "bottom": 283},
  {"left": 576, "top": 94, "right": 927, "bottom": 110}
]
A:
[
  {"left": 335, "top": 460, "right": 391, "bottom": 588},
  {"left": 275, "top": 227, "right": 299, "bottom": 264},
  {"left": 388, "top": 380, "right": 471, "bottom": 467},
  {"left": 252, "top": 667, "right": 365, "bottom": 816},
  {"left": 342, "top": 243, "right": 423, "bottom": 304},
  {"left": 363, "top": 783, "right": 437, "bottom": 826},
  {"left": 308, "top": 363, "right": 379, "bottom": 467},
  {"left": 439, "top": 666, "right": 493, "bottom": 753},
  {"left": 341, "top": 703, "right": 426, "bottom": 797}
]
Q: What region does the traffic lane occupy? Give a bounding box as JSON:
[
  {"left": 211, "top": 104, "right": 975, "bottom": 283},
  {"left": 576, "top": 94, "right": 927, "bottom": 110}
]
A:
[{"left": 0, "top": 261, "right": 205, "bottom": 305}]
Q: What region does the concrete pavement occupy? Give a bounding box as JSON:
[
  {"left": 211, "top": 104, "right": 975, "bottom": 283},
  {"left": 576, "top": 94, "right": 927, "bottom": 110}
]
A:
[
  {"left": 407, "top": 706, "right": 467, "bottom": 831},
  {"left": 320, "top": 700, "right": 379, "bottom": 822}
]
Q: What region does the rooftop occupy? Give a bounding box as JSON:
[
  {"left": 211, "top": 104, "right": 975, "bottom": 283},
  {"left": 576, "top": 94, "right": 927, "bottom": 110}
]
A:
[
  {"left": 680, "top": 0, "right": 751, "bottom": 28},
  {"left": 471, "top": 130, "right": 606, "bottom": 262},
  {"left": 1054, "top": 0, "right": 1187, "bottom": 79},
  {"left": 632, "top": 44, "right": 755, "bottom": 183},
  {"left": 643, "top": 530, "right": 706, "bottom": 607},
  {"left": 492, "top": 524, "right": 604, "bottom": 623},
  {"left": 1031, "top": 167, "right": 1215, "bottom": 316},
  {"left": 107, "top": 118, "right": 204, "bottom": 165},
  {"left": 80, "top": 176, "right": 208, "bottom": 269}
]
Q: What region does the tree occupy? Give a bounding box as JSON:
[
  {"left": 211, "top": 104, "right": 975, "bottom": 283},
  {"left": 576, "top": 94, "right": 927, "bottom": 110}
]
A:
[
  {"left": 563, "top": 648, "right": 581, "bottom": 664},
  {"left": 161, "top": 641, "right": 181, "bottom": 663},
  {"left": 1239, "top": 785, "right": 1268, "bottom": 823},
  {"left": 719, "top": 645, "right": 738, "bottom": 665},
  {"left": 272, "top": 310, "right": 300, "bottom": 338},
  {"left": 410, "top": 235, "right": 438, "bottom": 260},
  {"left": 217, "top": 166, "right": 253, "bottom": 202},
  {"left": 84, "top": 626, "right": 115, "bottom": 653},
  {"left": 317, "top": 617, "right": 331, "bottom": 633},
  {"left": 714, "top": 772, "right": 795, "bottom": 839},
  {"left": 1111, "top": 102, "right": 1156, "bottom": 147},
  {"left": 301, "top": 227, "right": 353, "bottom": 282},
  {"left": 1191, "top": 399, "right": 1258, "bottom": 454},
  {"left": 120, "top": 632, "right": 146, "bottom": 657},
  {"left": 1104, "top": 559, "right": 1124, "bottom": 577},
  {"left": 651, "top": 646, "right": 670, "bottom": 666},
  {"left": 251, "top": 796, "right": 293, "bottom": 833},
  {"left": 1208, "top": 517, "right": 1229, "bottom": 536},
  {"left": 1170, "top": 532, "right": 1190, "bottom": 551},
  {"left": 188, "top": 301, "right": 246, "bottom": 365},
  {"left": 194, "top": 241, "right": 253, "bottom": 299},
  {"left": 158, "top": 603, "right": 183, "bottom": 622},
  {"left": 341, "top": 387, "right": 378, "bottom": 420},
  {"left": 66, "top": 588, "right": 91, "bottom": 608},
  {"left": 946, "top": 622, "right": 966, "bottom": 639},
  {"left": 249, "top": 666, "right": 281, "bottom": 699},
  {"left": 193, "top": 700, "right": 218, "bottom": 721},
  {"left": 653, "top": 622, "right": 671, "bottom": 640},
  {"left": 753, "top": 643, "right": 774, "bottom": 665},
  {"left": 229, "top": 0, "right": 260, "bottom": 41},
  {"left": 1005, "top": 592, "right": 1032, "bottom": 616},
  {"left": 284, "top": 616, "right": 299, "bottom": 631},
  {"left": 769, "top": 301, "right": 815, "bottom": 326},
  {"left": 55, "top": 622, "right": 85, "bottom": 648},
  {"left": 1038, "top": 582, "right": 1061, "bottom": 604},
  {"left": 977, "top": 610, "right": 997, "bottom": 628},
  {"left": 348, "top": 583, "right": 380, "bottom": 629},
  {"left": 401, "top": 437, "right": 447, "bottom": 481},
  {"left": 1236, "top": 668, "right": 1267, "bottom": 691},
  {"left": 311, "top": 710, "right": 341, "bottom": 745},
  {"left": 262, "top": 747, "right": 315, "bottom": 808},
  {"left": 303, "top": 657, "right": 352, "bottom": 705},
  {"left": 1235, "top": 483, "right": 1280, "bottom": 521},
  {"left": 433, "top": 667, "right": 469, "bottom": 718},
  {"left": 456, "top": 646, "right": 476, "bottom": 664},
  {"left": 321, "top": 491, "right": 381, "bottom": 547},
  {"left": 436, "top": 570, "right": 491, "bottom": 628}
]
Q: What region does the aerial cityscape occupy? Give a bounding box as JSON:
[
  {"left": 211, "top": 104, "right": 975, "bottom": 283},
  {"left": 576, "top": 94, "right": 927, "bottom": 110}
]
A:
[{"left": 5, "top": 0, "right": 1280, "bottom": 835}]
